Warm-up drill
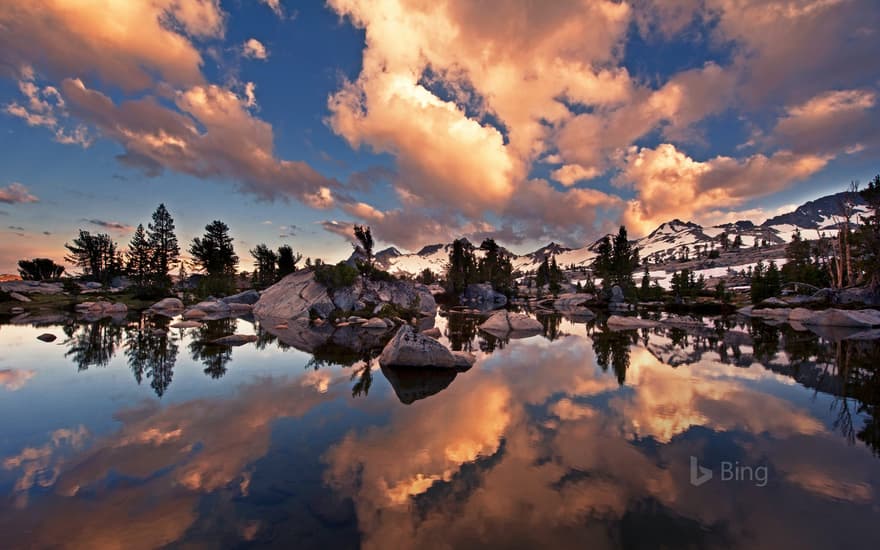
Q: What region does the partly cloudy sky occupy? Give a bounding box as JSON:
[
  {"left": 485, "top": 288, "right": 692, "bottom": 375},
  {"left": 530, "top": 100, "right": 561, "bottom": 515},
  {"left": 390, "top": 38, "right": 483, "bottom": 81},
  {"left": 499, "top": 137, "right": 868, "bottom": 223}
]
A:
[{"left": 1, "top": 0, "right": 878, "bottom": 272}]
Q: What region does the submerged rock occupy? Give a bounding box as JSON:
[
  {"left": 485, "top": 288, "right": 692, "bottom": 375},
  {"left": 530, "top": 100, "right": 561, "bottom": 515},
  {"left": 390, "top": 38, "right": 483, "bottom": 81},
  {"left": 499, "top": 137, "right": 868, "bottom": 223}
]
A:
[
  {"left": 378, "top": 325, "right": 460, "bottom": 368},
  {"left": 36, "top": 333, "right": 56, "bottom": 342},
  {"left": 478, "top": 311, "right": 543, "bottom": 337},
  {"left": 606, "top": 315, "right": 659, "bottom": 330},
  {"left": 170, "top": 320, "right": 203, "bottom": 329},
  {"left": 211, "top": 334, "right": 258, "bottom": 346},
  {"left": 150, "top": 297, "right": 184, "bottom": 311}
]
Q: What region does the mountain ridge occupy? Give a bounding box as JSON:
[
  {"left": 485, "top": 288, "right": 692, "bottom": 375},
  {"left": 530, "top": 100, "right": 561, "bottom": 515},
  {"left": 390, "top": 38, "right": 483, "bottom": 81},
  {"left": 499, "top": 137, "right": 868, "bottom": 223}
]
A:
[{"left": 352, "top": 191, "right": 871, "bottom": 277}]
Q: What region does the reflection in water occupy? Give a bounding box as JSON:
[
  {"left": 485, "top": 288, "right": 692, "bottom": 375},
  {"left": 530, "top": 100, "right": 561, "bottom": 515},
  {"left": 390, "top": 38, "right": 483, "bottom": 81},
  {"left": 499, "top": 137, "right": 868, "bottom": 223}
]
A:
[
  {"left": 125, "top": 315, "right": 178, "bottom": 397},
  {"left": 63, "top": 320, "right": 125, "bottom": 371},
  {"left": 589, "top": 326, "right": 637, "bottom": 385},
  {"left": 188, "top": 318, "right": 238, "bottom": 378},
  {"left": 2, "top": 312, "right": 880, "bottom": 549}
]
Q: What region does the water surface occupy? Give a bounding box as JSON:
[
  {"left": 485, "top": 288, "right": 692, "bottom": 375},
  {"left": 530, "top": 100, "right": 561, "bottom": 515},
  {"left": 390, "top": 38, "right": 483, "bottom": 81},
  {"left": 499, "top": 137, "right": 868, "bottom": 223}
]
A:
[{"left": 0, "top": 311, "right": 878, "bottom": 549}]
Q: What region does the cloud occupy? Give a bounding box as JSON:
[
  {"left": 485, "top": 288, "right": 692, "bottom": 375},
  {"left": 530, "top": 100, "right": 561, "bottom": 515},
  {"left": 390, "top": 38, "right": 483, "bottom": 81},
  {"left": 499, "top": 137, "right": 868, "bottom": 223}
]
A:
[
  {"left": 0, "top": 182, "right": 38, "bottom": 204},
  {"left": 242, "top": 38, "right": 268, "bottom": 60},
  {"left": 325, "top": 0, "right": 635, "bottom": 241},
  {"left": 770, "top": 89, "right": 880, "bottom": 156},
  {"left": 259, "top": 0, "right": 285, "bottom": 18},
  {"left": 3, "top": 69, "right": 93, "bottom": 146},
  {"left": 617, "top": 144, "right": 827, "bottom": 235},
  {"left": 84, "top": 219, "right": 134, "bottom": 232},
  {"left": 0, "top": 0, "right": 223, "bottom": 92},
  {"left": 0, "top": 369, "right": 36, "bottom": 391},
  {"left": 62, "top": 79, "right": 339, "bottom": 206}
]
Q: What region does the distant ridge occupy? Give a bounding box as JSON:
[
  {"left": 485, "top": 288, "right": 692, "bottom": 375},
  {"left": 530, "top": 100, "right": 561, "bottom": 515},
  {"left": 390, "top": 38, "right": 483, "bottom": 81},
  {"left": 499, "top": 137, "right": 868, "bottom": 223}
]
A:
[{"left": 346, "top": 192, "right": 871, "bottom": 276}]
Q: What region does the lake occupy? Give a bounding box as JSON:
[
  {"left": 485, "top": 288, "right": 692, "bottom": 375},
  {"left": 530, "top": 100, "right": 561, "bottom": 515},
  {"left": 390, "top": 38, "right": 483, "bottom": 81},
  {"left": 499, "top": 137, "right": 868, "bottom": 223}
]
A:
[{"left": 0, "top": 311, "right": 878, "bottom": 549}]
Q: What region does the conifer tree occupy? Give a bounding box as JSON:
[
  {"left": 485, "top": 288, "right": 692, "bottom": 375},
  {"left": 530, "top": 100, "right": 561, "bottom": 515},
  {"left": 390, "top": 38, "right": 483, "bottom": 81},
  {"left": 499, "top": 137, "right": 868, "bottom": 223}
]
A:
[
  {"left": 127, "top": 224, "right": 152, "bottom": 288},
  {"left": 146, "top": 204, "right": 179, "bottom": 288}
]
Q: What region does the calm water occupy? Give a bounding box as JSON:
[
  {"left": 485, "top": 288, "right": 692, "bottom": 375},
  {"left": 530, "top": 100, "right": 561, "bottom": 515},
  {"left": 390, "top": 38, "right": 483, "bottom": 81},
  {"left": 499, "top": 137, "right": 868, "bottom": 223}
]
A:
[{"left": 1, "top": 310, "right": 878, "bottom": 549}]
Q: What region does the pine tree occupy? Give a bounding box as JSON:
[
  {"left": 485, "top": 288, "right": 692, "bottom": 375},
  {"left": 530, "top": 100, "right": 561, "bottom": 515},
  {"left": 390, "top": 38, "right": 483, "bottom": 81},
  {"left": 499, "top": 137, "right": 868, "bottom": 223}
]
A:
[
  {"left": 127, "top": 224, "right": 152, "bottom": 288},
  {"left": 65, "top": 230, "right": 122, "bottom": 284},
  {"left": 250, "top": 244, "right": 278, "bottom": 288},
  {"left": 276, "top": 245, "right": 301, "bottom": 279},
  {"left": 146, "top": 204, "right": 179, "bottom": 288},
  {"left": 446, "top": 238, "right": 476, "bottom": 295},
  {"left": 189, "top": 221, "right": 238, "bottom": 276}
]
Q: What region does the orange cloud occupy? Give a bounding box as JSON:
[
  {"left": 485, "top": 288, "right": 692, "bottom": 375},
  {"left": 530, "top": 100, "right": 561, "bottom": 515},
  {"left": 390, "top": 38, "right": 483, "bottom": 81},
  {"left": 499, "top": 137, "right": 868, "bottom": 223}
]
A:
[
  {"left": 618, "top": 144, "right": 827, "bottom": 235},
  {"left": 0, "top": 0, "right": 223, "bottom": 92}
]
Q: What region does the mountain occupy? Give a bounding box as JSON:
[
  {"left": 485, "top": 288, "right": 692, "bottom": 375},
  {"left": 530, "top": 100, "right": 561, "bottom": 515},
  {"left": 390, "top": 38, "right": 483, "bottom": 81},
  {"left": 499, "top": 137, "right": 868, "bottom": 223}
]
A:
[
  {"left": 762, "top": 191, "right": 867, "bottom": 229},
  {"left": 354, "top": 191, "right": 870, "bottom": 278}
]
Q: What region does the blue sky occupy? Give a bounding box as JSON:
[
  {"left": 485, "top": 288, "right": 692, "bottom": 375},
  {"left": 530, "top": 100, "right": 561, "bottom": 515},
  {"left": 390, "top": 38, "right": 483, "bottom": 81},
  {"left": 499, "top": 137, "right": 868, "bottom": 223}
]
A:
[{"left": 1, "top": 0, "right": 878, "bottom": 272}]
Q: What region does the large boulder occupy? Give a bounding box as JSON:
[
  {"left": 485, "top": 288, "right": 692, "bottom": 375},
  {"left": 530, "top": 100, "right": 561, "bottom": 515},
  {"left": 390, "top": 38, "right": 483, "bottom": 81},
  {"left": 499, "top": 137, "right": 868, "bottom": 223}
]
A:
[
  {"left": 222, "top": 290, "right": 260, "bottom": 305},
  {"left": 378, "top": 325, "right": 460, "bottom": 368},
  {"left": 479, "top": 311, "right": 543, "bottom": 338},
  {"left": 253, "top": 269, "right": 437, "bottom": 320},
  {"left": 254, "top": 270, "right": 334, "bottom": 319},
  {"left": 461, "top": 283, "right": 507, "bottom": 310}
]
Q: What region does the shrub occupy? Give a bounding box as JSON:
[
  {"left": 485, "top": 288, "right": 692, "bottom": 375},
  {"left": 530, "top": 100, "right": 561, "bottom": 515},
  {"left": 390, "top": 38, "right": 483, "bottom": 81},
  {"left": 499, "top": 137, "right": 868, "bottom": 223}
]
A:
[
  {"left": 314, "top": 262, "right": 359, "bottom": 290},
  {"left": 196, "top": 274, "right": 237, "bottom": 298}
]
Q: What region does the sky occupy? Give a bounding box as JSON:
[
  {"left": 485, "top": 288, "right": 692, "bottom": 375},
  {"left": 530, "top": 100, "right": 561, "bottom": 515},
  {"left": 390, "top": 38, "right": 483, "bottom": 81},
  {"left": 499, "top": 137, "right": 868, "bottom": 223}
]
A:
[{"left": 1, "top": 0, "right": 879, "bottom": 273}]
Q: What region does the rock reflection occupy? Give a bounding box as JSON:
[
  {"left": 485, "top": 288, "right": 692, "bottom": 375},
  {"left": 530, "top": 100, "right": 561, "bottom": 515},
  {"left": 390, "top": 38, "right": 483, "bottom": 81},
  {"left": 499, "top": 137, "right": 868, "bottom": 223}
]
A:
[{"left": 381, "top": 365, "right": 458, "bottom": 404}]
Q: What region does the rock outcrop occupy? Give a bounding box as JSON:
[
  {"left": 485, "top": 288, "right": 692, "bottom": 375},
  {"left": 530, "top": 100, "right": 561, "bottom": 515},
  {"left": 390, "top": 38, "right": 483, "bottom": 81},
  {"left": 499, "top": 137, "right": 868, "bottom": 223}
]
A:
[
  {"left": 478, "top": 311, "right": 543, "bottom": 338},
  {"left": 253, "top": 269, "right": 437, "bottom": 321},
  {"left": 378, "top": 325, "right": 462, "bottom": 369}
]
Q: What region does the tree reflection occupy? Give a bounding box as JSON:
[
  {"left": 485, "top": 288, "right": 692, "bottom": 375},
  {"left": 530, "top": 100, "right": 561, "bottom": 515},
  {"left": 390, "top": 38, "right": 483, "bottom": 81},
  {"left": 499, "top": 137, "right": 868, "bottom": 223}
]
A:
[
  {"left": 188, "top": 318, "right": 237, "bottom": 378},
  {"left": 537, "top": 312, "right": 563, "bottom": 341},
  {"left": 63, "top": 320, "right": 125, "bottom": 371},
  {"left": 351, "top": 359, "right": 374, "bottom": 398},
  {"left": 125, "top": 314, "right": 179, "bottom": 397},
  {"left": 445, "top": 313, "right": 478, "bottom": 352},
  {"left": 592, "top": 329, "right": 637, "bottom": 385}
]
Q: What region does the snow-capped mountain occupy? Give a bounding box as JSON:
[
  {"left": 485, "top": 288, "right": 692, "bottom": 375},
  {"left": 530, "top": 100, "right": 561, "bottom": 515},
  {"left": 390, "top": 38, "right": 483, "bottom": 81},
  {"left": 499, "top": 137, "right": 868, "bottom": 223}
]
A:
[{"left": 360, "top": 191, "right": 873, "bottom": 278}]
